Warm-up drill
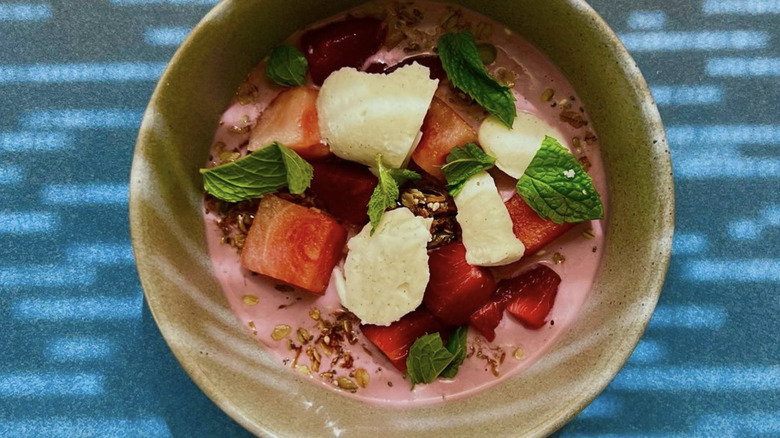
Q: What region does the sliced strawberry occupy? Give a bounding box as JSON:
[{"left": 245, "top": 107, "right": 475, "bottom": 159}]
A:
[
  {"left": 505, "top": 194, "right": 574, "bottom": 255},
  {"left": 240, "top": 195, "right": 347, "bottom": 295},
  {"left": 469, "top": 300, "right": 504, "bottom": 342},
  {"left": 385, "top": 55, "right": 446, "bottom": 81},
  {"left": 469, "top": 265, "right": 561, "bottom": 339},
  {"left": 361, "top": 308, "right": 447, "bottom": 372},
  {"left": 310, "top": 159, "right": 377, "bottom": 226},
  {"left": 411, "top": 97, "right": 478, "bottom": 181},
  {"left": 301, "top": 16, "right": 387, "bottom": 85},
  {"left": 423, "top": 241, "right": 496, "bottom": 326},
  {"left": 504, "top": 265, "right": 561, "bottom": 329},
  {"left": 248, "top": 86, "right": 329, "bottom": 159}
]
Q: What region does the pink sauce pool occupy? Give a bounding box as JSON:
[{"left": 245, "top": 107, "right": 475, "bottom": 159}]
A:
[{"left": 203, "top": 0, "right": 607, "bottom": 406}]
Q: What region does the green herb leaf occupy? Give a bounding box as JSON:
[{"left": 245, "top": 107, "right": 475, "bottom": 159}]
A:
[
  {"left": 200, "top": 142, "right": 313, "bottom": 202},
  {"left": 441, "top": 143, "right": 496, "bottom": 196},
  {"left": 516, "top": 136, "right": 604, "bottom": 224},
  {"left": 278, "top": 143, "right": 314, "bottom": 194},
  {"left": 406, "top": 333, "right": 455, "bottom": 386},
  {"left": 440, "top": 326, "right": 468, "bottom": 379},
  {"left": 367, "top": 155, "right": 421, "bottom": 235},
  {"left": 438, "top": 31, "right": 516, "bottom": 127},
  {"left": 266, "top": 45, "right": 308, "bottom": 87}
]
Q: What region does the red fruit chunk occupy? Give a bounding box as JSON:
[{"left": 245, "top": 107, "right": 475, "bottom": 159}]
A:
[
  {"left": 504, "top": 265, "right": 561, "bottom": 329},
  {"left": 412, "top": 97, "right": 478, "bottom": 181},
  {"left": 385, "top": 55, "right": 446, "bottom": 81},
  {"left": 361, "top": 308, "right": 447, "bottom": 372},
  {"left": 301, "top": 17, "right": 387, "bottom": 85},
  {"left": 468, "top": 300, "right": 504, "bottom": 342},
  {"left": 423, "top": 241, "right": 496, "bottom": 326},
  {"left": 249, "top": 86, "right": 329, "bottom": 159},
  {"left": 310, "top": 159, "right": 377, "bottom": 226},
  {"left": 505, "top": 194, "right": 574, "bottom": 255},
  {"left": 469, "top": 265, "right": 561, "bottom": 339},
  {"left": 240, "top": 195, "right": 347, "bottom": 295}
]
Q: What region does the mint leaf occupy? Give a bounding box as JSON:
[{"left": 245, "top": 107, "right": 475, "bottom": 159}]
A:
[
  {"left": 266, "top": 45, "right": 308, "bottom": 87},
  {"left": 516, "top": 136, "right": 604, "bottom": 224},
  {"left": 388, "top": 168, "right": 421, "bottom": 186},
  {"left": 367, "top": 155, "right": 420, "bottom": 235},
  {"left": 438, "top": 31, "right": 516, "bottom": 127},
  {"left": 440, "top": 326, "right": 468, "bottom": 379},
  {"left": 441, "top": 143, "right": 496, "bottom": 196},
  {"left": 201, "top": 142, "right": 313, "bottom": 202},
  {"left": 406, "top": 333, "right": 455, "bottom": 386},
  {"left": 278, "top": 143, "right": 313, "bottom": 194}
]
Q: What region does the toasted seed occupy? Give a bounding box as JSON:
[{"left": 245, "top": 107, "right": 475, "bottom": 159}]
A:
[
  {"left": 236, "top": 82, "right": 258, "bottom": 105},
  {"left": 582, "top": 228, "right": 596, "bottom": 239},
  {"left": 297, "top": 328, "right": 313, "bottom": 344},
  {"left": 354, "top": 368, "right": 370, "bottom": 388},
  {"left": 541, "top": 88, "right": 555, "bottom": 102},
  {"left": 495, "top": 67, "right": 515, "bottom": 88},
  {"left": 336, "top": 377, "right": 359, "bottom": 392},
  {"left": 295, "top": 364, "right": 311, "bottom": 375},
  {"left": 552, "top": 252, "right": 566, "bottom": 264},
  {"left": 242, "top": 294, "right": 260, "bottom": 306},
  {"left": 271, "top": 324, "right": 291, "bottom": 341},
  {"left": 477, "top": 43, "right": 497, "bottom": 65},
  {"left": 513, "top": 347, "right": 525, "bottom": 360},
  {"left": 248, "top": 320, "right": 257, "bottom": 336},
  {"left": 309, "top": 308, "right": 321, "bottom": 321},
  {"left": 572, "top": 136, "right": 581, "bottom": 151}
]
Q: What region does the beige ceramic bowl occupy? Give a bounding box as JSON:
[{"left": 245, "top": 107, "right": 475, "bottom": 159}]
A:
[{"left": 130, "top": 0, "right": 673, "bottom": 436}]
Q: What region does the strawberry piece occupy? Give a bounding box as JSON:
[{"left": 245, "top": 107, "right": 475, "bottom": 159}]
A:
[
  {"left": 248, "top": 86, "right": 329, "bottom": 159},
  {"left": 385, "top": 55, "right": 446, "bottom": 81},
  {"left": 504, "top": 265, "right": 561, "bottom": 329},
  {"left": 310, "top": 159, "right": 377, "bottom": 226},
  {"left": 411, "top": 97, "right": 478, "bottom": 181},
  {"left": 240, "top": 195, "right": 347, "bottom": 295},
  {"left": 301, "top": 17, "right": 387, "bottom": 85},
  {"left": 423, "top": 241, "right": 496, "bottom": 326},
  {"left": 469, "top": 265, "right": 561, "bottom": 339},
  {"left": 361, "top": 308, "right": 447, "bottom": 372},
  {"left": 505, "top": 194, "right": 574, "bottom": 255},
  {"left": 468, "top": 300, "right": 504, "bottom": 342}
]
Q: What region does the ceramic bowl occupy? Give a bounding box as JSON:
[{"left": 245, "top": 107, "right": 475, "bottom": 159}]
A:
[{"left": 129, "top": 0, "right": 673, "bottom": 436}]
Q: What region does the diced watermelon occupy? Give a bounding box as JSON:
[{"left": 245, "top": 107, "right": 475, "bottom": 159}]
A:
[
  {"left": 423, "top": 241, "right": 496, "bottom": 326},
  {"left": 469, "top": 265, "right": 561, "bottom": 339},
  {"left": 411, "top": 97, "right": 478, "bottom": 181},
  {"left": 361, "top": 308, "right": 447, "bottom": 372},
  {"left": 240, "top": 195, "right": 347, "bottom": 295},
  {"left": 248, "top": 86, "right": 330, "bottom": 159},
  {"left": 310, "top": 159, "right": 377, "bottom": 227},
  {"left": 505, "top": 194, "right": 574, "bottom": 255},
  {"left": 301, "top": 16, "right": 387, "bottom": 85},
  {"left": 504, "top": 265, "right": 561, "bottom": 329}
]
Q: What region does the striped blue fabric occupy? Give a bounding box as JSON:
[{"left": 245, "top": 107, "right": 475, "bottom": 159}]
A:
[{"left": 0, "top": 0, "right": 776, "bottom": 436}]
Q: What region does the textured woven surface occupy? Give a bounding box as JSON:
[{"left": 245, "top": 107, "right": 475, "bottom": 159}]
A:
[{"left": 0, "top": 1, "right": 778, "bottom": 436}]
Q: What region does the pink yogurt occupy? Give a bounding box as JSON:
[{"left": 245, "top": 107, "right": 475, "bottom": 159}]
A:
[{"left": 203, "top": 0, "right": 607, "bottom": 406}]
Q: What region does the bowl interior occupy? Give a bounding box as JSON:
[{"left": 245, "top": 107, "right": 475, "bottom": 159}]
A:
[{"left": 129, "top": 0, "right": 673, "bottom": 436}]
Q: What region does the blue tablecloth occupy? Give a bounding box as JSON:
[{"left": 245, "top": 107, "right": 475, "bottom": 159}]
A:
[{"left": 1, "top": 1, "right": 778, "bottom": 436}]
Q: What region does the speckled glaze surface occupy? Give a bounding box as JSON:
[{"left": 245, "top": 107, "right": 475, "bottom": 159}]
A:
[{"left": 129, "top": 0, "right": 673, "bottom": 436}]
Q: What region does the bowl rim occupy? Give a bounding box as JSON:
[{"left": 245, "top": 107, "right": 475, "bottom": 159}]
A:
[{"left": 129, "top": 0, "right": 674, "bottom": 436}]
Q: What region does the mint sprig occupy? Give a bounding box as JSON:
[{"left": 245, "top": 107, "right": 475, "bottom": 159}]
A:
[
  {"left": 201, "top": 142, "right": 313, "bottom": 202},
  {"left": 406, "top": 333, "right": 455, "bottom": 386},
  {"left": 441, "top": 143, "right": 496, "bottom": 196},
  {"left": 440, "top": 326, "right": 468, "bottom": 379},
  {"left": 516, "top": 136, "right": 604, "bottom": 224},
  {"left": 438, "top": 31, "right": 516, "bottom": 127},
  {"left": 367, "top": 155, "right": 421, "bottom": 234},
  {"left": 266, "top": 45, "right": 308, "bottom": 87}
]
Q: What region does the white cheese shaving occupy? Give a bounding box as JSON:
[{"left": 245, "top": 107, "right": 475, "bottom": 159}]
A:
[
  {"left": 454, "top": 171, "right": 525, "bottom": 266},
  {"left": 338, "top": 208, "right": 433, "bottom": 326},
  {"left": 317, "top": 63, "right": 438, "bottom": 168}
]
